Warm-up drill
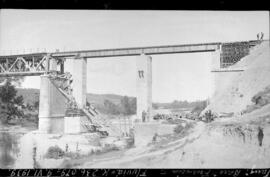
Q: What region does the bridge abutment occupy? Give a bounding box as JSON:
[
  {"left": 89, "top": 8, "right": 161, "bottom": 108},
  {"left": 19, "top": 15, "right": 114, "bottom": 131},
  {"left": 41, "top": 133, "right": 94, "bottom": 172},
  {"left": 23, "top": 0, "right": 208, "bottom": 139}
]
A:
[
  {"left": 210, "top": 46, "right": 222, "bottom": 100},
  {"left": 136, "top": 54, "right": 152, "bottom": 122}
]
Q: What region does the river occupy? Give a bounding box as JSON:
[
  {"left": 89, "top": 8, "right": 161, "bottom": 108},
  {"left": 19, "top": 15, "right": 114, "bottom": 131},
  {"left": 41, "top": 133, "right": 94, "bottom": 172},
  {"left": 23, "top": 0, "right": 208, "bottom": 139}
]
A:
[{"left": 0, "top": 131, "right": 24, "bottom": 168}]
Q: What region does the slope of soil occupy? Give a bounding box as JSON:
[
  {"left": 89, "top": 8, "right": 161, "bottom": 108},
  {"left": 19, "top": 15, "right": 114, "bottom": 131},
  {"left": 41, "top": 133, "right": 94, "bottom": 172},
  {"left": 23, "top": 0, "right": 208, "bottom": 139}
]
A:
[
  {"left": 78, "top": 107, "right": 270, "bottom": 168},
  {"left": 205, "top": 41, "right": 270, "bottom": 115}
]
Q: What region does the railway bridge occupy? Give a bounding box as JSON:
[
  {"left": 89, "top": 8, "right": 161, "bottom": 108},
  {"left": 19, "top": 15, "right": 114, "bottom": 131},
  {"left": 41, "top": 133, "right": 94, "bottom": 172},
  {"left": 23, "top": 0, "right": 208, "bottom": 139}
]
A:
[{"left": 0, "top": 40, "right": 262, "bottom": 134}]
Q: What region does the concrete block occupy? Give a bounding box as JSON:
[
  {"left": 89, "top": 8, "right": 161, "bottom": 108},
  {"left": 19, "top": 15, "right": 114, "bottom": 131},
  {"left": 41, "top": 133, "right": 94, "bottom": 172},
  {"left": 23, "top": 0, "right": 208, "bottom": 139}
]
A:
[
  {"left": 38, "top": 117, "right": 64, "bottom": 134},
  {"left": 64, "top": 116, "right": 82, "bottom": 134}
]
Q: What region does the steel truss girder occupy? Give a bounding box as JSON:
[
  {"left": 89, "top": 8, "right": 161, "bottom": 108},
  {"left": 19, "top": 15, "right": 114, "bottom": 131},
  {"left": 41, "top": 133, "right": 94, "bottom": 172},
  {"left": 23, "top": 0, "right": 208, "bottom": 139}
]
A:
[{"left": 0, "top": 54, "right": 64, "bottom": 77}]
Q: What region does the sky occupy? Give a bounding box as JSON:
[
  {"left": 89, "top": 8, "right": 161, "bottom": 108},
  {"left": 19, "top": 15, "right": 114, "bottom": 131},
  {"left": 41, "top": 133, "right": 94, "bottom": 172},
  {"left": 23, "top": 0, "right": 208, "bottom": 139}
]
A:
[{"left": 0, "top": 10, "right": 269, "bottom": 102}]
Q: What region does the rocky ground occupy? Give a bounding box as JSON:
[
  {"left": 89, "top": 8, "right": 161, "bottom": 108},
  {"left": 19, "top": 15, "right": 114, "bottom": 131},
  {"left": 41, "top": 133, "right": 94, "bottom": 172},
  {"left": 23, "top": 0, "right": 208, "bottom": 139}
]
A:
[{"left": 76, "top": 105, "right": 270, "bottom": 168}]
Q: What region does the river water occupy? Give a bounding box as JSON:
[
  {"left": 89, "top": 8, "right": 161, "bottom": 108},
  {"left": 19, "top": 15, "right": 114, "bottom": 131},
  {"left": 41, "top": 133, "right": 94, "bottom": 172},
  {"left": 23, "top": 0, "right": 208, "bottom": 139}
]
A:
[{"left": 0, "top": 132, "right": 24, "bottom": 168}]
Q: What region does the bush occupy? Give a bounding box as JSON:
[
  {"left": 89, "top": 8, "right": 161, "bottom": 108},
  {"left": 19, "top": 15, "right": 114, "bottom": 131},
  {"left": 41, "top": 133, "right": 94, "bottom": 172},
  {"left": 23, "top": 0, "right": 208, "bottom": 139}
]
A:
[
  {"left": 45, "top": 146, "right": 65, "bottom": 159},
  {"left": 64, "top": 152, "right": 81, "bottom": 159},
  {"left": 174, "top": 124, "right": 185, "bottom": 134},
  {"left": 102, "top": 144, "right": 120, "bottom": 152},
  {"left": 174, "top": 123, "right": 194, "bottom": 134},
  {"left": 164, "top": 118, "right": 185, "bottom": 124},
  {"left": 242, "top": 86, "right": 270, "bottom": 114},
  {"left": 251, "top": 86, "right": 270, "bottom": 106},
  {"left": 0, "top": 80, "right": 24, "bottom": 123},
  {"left": 191, "top": 101, "right": 207, "bottom": 114}
]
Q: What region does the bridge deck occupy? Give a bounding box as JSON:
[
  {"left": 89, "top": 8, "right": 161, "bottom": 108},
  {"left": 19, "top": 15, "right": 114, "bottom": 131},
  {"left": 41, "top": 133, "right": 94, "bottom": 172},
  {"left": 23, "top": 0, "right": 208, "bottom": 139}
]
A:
[
  {"left": 0, "top": 40, "right": 264, "bottom": 60},
  {"left": 51, "top": 42, "right": 221, "bottom": 58}
]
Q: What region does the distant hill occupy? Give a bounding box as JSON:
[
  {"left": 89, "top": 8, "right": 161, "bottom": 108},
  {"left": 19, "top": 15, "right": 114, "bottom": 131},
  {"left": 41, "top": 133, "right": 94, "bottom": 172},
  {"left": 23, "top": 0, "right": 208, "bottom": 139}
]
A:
[
  {"left": 86, "top": 93, "right": 133, "bottom": 105},
  {"left": 16, "top": 88, "right": 206, "bottom": 113},
  {"left": 16, "top": 88, "right": 135, "bottom": 106}
]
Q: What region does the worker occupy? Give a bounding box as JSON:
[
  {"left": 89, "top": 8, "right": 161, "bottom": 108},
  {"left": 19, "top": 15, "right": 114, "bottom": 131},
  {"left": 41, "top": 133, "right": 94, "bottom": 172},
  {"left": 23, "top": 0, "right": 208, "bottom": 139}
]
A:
[
  {"left": 152, "top": 133, "right": 158, "bottom": 143},
  {"left": 258, "top": 126, "right": 264, "bottom": 147},
  {"left": 260, "top": 32, "right": 264, "bottom": 41},
  {"left": 257, "top": 33, "right": 260, "bottom": 40},
  {"left": 209, "top": 110, "right": 213, "bottom": 121},
  {"left": 142, "top": 110, "right": 146, "bottom": 122},
  {"left": 205, "top": 110, "right": 209, "bottom": 122}
]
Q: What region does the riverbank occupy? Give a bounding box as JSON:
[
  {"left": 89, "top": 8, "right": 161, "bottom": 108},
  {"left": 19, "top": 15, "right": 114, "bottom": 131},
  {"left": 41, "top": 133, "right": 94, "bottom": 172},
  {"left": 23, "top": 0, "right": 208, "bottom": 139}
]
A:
[{"left": 76, "top": 106, "right": 270, "bottom": 168}]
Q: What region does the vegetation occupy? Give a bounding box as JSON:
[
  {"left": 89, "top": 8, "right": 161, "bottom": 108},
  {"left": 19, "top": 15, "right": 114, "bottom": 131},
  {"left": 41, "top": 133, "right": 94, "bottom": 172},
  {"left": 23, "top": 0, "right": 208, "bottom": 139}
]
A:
[
  {"left": 191, "top": 100, "right": 207, "bottom": 114},
  {"left": 174, "top": 122, "right": 194, "bottom": 134},
  {"left": 45, "top": 145, "right": 65, "bottom": 159},
  {"left": 0, "top": 80, "right": 24, "bottom": 123},
  {"left": 251, "top": 86, "right": 270, "bottom": 107},
  {"left": 17, "top": 88, "right": 39, "bottom": 107},
  {"left": 0, "top": 79, "right": 40, "bottom": 126},
  {"left": 120, "top": 96, "right": 136, "bottom": 115},
  {"left": 14, "top": 88, "right": 207, "bottom": 116},
  {"left": 174, "top": 124, "right": 185, "bottom": 134},
  {"left": 16, "top": 89, "right": 137, "bottom": 115},
  {"left": 96, "top": 96, "right": 136, "bottom": 115},
  {"left": 153, "top": 100, "right": 207, "bottom": 110},
  {"left": 243, "top": 86, "right": 270, "bottom": 114}
]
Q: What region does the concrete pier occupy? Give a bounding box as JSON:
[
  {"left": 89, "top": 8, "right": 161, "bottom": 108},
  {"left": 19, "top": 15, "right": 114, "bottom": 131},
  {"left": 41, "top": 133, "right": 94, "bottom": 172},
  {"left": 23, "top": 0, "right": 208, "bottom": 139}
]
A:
[
  {"left": 64, "top": 58, "right": 88, "bottom": 134},
  {"left": 72, "top": 58, "right": 87, "bottom": 109},
  {"left": 64, "top": 116, "right": 89, "bottom": 134},
  {"left": 136, "top": 54, "right": 152, "bottom": 122},
  {"left": 38, "top": 75, "right": 67, "bottom": 133}
]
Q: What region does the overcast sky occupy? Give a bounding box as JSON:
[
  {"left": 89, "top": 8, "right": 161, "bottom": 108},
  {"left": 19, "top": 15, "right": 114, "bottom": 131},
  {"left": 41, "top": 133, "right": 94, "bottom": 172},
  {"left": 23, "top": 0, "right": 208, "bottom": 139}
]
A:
[{"left": 0, "top": 10, "right": 269, "bottom": 102}]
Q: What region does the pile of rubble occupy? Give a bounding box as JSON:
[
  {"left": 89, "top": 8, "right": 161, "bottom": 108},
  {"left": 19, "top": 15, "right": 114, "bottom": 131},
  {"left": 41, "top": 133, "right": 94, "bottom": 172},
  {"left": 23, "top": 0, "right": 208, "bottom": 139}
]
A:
[{"left": 153, "top": 113, "right": 183, "bottom": 120}]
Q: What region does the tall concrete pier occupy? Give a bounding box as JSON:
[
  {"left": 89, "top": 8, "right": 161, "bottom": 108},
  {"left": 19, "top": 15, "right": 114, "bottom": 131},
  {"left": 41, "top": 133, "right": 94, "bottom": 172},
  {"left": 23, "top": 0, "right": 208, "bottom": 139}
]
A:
[
  {"left": 38, "top": 75, "right": 67, "bottom": 133},
  {"left": 64, "top": 58, "right": 88, "bottom": 134},
  {"left": 72, "top": 58, "right": 87, "bottom": 108},
  {"left": 136, "top": 54, "right": 152, "bottom": 122}
]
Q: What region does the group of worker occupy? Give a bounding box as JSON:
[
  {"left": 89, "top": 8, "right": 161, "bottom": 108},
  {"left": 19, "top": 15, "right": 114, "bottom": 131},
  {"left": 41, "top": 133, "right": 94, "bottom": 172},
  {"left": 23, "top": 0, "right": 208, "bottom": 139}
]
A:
[
  {"left": 204, "top": 110, "right": 214, "bottom": 123},
  {"left": 141, "top": 109, "right": 150, "bottom": 122}
]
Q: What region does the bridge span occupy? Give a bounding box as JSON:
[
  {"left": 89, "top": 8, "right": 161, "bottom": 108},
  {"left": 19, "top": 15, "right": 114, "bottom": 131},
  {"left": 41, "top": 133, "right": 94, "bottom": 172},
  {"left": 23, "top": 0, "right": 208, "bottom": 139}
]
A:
[
  {"left": 0, "top": 39, "right": 264, "bottom": 134},
  {"left": 0, "top": 40, "right": 259, "bottom": 60}
]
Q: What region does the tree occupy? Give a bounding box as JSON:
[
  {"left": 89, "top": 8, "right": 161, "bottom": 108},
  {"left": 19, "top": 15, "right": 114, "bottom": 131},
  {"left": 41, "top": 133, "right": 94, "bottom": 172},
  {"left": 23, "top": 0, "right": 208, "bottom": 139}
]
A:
[
  {"left": 0, "top": 80, "right": 24, "bottom": 123},
  {"left": 191, "top": 100, "right": 207, "bottom": 114},
  {"left": 0, "top": 77, "right": 24, "bottom": 87},
  {"left": 34, "top": 100, "right": 39, "bottom": 110},
  {"left": 129, "top": 98, "right": 136, "bottom": 114},
  {"left": 152, "top": 103, "right": 159, "bottom": 109},
  {"left": 104, "top": 99, "right": 120, "bottom": 115},
  {"left": 120, "top": 96, "right": 136, "bottom": 115},
  {"left": 0, "top": 80, "right": 17, "bottom": 103},
  {"left": 121, "top": 96, "right": 131, "bottom": 115}
]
